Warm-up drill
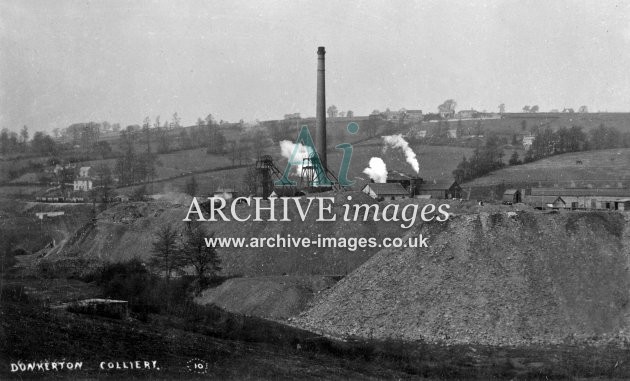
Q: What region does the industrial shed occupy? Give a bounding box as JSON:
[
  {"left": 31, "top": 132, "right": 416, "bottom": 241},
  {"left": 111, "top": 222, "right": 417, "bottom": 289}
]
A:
[
  {"left": 362, "top": 183, "right": 410, "bottom": 201},
  {"left": 614, "top": 199, "right": 630, "bottom": 211},
  {"left": 529, "top": 188, "right": 630, "bottom": 210},
  {"left": 502, "top": 189, "right": 522, "bottom": 204},
  {"left": 525, "top": 195, "right": 566, "bottom": 209},
  {"left": 417, "top": 181, "right": 462, "bottom": 199}
]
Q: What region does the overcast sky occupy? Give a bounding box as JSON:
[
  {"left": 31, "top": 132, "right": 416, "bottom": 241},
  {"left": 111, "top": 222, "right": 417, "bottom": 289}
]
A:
[{"left": 1, "top": 0, "right": 630, "bottom": 133}]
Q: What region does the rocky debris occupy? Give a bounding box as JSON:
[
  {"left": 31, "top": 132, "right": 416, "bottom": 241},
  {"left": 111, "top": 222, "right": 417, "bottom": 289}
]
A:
[
  {"left": 194, "top": 275, "right": 339, "bottom": 320},
  {"left": 293, "top": 211, "right": 630, "bottom": 346}
]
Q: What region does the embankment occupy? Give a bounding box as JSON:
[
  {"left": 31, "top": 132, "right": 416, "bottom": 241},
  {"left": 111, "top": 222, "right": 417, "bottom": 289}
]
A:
[{"left": 294, "top": 210, "right": 630, "bottom": 345}]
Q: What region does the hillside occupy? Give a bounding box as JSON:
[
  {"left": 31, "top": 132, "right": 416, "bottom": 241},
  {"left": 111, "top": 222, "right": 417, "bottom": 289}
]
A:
[
  {"left": 194, "top": 275, "right": 340, "bottom": 320},
  {"left": 51, "top": 191, "right": 416, "bottom": 276},
  {"left": 294, "top": 210, "right": 630, "bottom": 346},
  {"left": 461, "top": 148, "right": 630, "bottom": 200}
]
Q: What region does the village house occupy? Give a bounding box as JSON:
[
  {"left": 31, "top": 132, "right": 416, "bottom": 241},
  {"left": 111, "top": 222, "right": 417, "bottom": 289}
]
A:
[
  {"left": 362, "top": 183, "right": 410, "bottom": 201},
  {"left": 73, "top": 166, "right": 93, "bottom": 191},
  {"left": 522, "top": 136, "right": 535, "bottom": 150},
  {"left": 405, "top": 109, "right": 423, "bottom": 122},
  {"left": 456, "top": 109, "right": 477, "bottom": 119}
]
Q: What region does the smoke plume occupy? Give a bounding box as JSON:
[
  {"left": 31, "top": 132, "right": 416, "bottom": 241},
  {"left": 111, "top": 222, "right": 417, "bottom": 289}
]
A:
[
  {"left": 382, "top": 134, "right": 420, "bottom": 173},
  {"left": 279, "top": 140, "right": 313, "bottom": 175},
  {"left": 363, "top": 157, "right": 388, "bottom": 183}
]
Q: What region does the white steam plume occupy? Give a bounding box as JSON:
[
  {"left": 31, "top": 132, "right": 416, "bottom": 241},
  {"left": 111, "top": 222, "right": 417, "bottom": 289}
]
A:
[
  {"left": 382, "top": 134, "right": 420, "bottom": 174},
  {"left": 279, "top": 140, "right": 313, "bottom": 175},
  {"left": 363, "top": 157, "right": 388, "bottom": 183}
]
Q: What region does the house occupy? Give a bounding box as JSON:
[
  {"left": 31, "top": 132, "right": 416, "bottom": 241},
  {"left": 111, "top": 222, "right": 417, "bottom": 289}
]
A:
[
  {"left": 405, "top": 110, "right": 423, "bottom": 121},
  {"left": 439, "top": 110, "right": 455, "bottom": 119},
  {"left": 73, "top": 166, "right": 93, "bottom": 191},
  {"left": 522, "top": 136, "right": 535, "bottom": 150},
  {"left": 456, "top": 109, "right": 477, "bottom": 119},
  {"left": 78, "top": 166, "right": 91, "bottom": 177},
  {"left": 502, "top": 189, "right": 522, "bottom": 204},
  {"left": 362, "top": 183, "right": 410, "bottom": 201},
  {"left": 418, "top": 180, "right": 462, "bottom": 199},
  {"left": 284, "top": 113, "right": 301, "bottom": 120},
  {"left": 113, "top": 195, "right": 130, "bottom": 203}
]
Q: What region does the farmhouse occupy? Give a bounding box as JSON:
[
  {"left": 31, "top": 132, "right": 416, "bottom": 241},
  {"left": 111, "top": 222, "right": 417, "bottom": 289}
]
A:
[
  {"left": 456, "top": 109, "right": 476, "bottom": 119},
  {"left": 439, "top": 110, "right": 455, "bottom": 119},
  {"left": 522, "top": 136, "right": 535, "bottom": 150},
  {"left": 73, "top": 166, "right": 93, "bottom": 191},
  {"left": 529, "top": 188, "right": 630, "bottom": 210},
  {"left": 362, "top": 183, "right": 409, "bottom": 201},
  {"left": 418, "top": 180, "right": 462, "bottom": 199},
  {"left": 502, "top": 189, "right": 522, "bottom": 204},
  {"left": 405, "top": 109, "right": 423, "bottom": 121}
]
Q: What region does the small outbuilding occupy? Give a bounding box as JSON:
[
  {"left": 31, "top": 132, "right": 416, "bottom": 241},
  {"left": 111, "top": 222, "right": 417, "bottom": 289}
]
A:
[
  {"left": 362, "top": 183, "right": 410, "bottom": 201},
  {"left": 502, "top": 189, "right": 522, "bottom": 204},
  {"left": 614, "top": 199, "right": 630, "bottom": 211}
]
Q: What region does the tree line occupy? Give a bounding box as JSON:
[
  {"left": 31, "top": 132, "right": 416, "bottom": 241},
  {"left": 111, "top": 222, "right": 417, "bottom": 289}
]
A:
[
  {"left": 150, "top": 223, "right": 221, "bottom": 291},
  {"left": 521, "top": 124, "right": 630, "bottom": 164},
  {"left": 452, "top": 134, "right": 505, "bottom": 183},
  {"left": 454, "top": 123, "right": 630, "bottom": 183}
]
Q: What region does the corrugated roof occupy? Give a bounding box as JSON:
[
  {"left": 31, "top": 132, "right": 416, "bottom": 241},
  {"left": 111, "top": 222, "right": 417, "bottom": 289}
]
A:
[
  {"left": 420, "top": 181, "right": 458, "bottom": 191},
  {"left": 530, "top": 188, "right": 630, "bottom": 197},
  {"left": 363, "top": 182, "right": 409, "bottom": 195},
  {"left": 525, "top": 195, "right": 565, "bottom": 205}
]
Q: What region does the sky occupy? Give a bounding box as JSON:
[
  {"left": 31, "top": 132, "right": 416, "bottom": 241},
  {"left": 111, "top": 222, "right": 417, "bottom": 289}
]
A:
[{"left": 1, "top": 0, "right": 630, "bottom": 133}]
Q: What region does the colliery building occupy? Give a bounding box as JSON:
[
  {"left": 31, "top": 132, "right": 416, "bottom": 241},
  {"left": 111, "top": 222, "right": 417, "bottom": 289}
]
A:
[
  {"left": 525, "top": 188, "right": 630, "bottom": 210},
  {"left": 417, "top": 180, "right": 463, "bottom": 199},
  {"left": 362, "top": 183, "right": 410, "bottom": 201}
]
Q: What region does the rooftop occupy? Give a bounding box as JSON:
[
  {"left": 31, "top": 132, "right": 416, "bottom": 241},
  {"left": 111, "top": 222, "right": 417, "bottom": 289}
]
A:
[{"left": 363, "top": 182, "right": 409, "bottom": 196}]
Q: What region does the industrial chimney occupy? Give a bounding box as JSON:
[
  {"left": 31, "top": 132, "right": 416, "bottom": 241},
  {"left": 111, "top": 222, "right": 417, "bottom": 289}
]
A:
[{"left": 316, "top": 46, "right": 327, "bottom": 171}]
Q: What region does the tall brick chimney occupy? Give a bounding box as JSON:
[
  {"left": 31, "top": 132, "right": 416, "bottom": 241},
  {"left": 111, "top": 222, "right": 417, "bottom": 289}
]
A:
[{"left": 316, "top": 46, "right": 327, "bottom": 171}]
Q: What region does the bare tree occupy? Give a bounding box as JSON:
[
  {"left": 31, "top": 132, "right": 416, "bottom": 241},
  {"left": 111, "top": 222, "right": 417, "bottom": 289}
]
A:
[
  {"left": 180, "top": 224, "right": 221, "bottom": 289},
  {"left": 150, "top": 224, "right": 183, "bottom": 285},
  {"left": 327, "top": 105, "right": 338, "bottom": 118},
  {"left": 438, "top": 99, "right": 456, "bottom": 118}
]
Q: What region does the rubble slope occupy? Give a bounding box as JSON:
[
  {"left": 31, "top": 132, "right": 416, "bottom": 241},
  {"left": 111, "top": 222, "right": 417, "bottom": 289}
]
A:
[{"left": 294, "top": 211, "right": 630, "bottom": 345}]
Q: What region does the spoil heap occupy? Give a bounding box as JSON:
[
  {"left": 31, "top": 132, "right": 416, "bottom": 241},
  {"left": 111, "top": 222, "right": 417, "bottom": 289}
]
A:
[{"left": 294, "top": 211, "right": 630, "bottom": 345}]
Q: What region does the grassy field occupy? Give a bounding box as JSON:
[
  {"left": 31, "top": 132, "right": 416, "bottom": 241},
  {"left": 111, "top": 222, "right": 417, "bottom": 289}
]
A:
[{"left": 464, "top": 148, "right": 630, "bottom": 188}]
